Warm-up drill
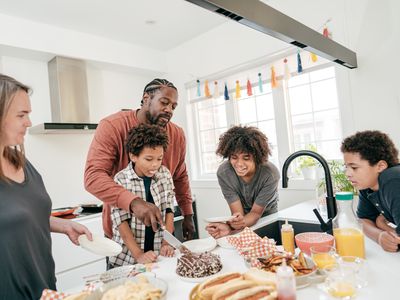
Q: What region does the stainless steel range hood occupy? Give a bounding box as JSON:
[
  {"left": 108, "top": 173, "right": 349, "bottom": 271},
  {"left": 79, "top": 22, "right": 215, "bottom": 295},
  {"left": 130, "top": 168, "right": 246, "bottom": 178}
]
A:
[
  {"left": 30, "top": 56, "right": 97, "bottom": 134},
  {"left": 185, "top": 0, "right": 357, "bottom": 69}
]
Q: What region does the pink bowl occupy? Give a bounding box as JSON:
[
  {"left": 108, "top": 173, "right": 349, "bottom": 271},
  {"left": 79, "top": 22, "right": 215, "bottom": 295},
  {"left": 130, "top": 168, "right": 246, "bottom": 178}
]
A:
[{"left": 295, "top": 232, "right": 335, "bottom": 256}]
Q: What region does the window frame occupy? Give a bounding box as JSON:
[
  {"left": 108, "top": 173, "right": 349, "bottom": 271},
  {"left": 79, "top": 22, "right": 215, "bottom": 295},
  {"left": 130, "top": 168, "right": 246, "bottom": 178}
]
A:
[{"left": 186, "top": 61, "right": 343, "bottom": 181}]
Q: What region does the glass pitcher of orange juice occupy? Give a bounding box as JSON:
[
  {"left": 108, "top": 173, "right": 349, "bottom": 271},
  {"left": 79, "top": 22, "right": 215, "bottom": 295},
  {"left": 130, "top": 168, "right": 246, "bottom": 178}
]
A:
[{"left": 333, "top": 192, "right": 365, "bottom": 258}]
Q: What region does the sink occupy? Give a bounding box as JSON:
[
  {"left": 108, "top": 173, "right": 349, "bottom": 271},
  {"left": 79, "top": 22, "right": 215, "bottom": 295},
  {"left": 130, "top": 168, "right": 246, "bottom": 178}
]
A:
[{"left": 253, "top": 219, "right": 322, "bottom": 245}]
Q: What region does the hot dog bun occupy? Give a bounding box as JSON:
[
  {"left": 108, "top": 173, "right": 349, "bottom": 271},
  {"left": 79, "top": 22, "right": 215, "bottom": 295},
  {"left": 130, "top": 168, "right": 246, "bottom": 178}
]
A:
[
  {"left": 211, "top": 280, "right": 257, "bottom": 300},
  {"left": 198, "top": 272, "right": 243, "bottom": 300},
  {"left": 243, "top": 268, "right": 277, "bottom": 287},
  {"left": 225, "top": 286, "right": 277, "bottom": 300}
]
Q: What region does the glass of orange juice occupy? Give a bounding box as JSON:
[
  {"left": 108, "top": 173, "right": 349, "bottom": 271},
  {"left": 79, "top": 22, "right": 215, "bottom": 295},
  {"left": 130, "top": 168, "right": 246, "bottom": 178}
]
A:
[
  {"left": 324, "top": 264, "right": 357, "bottom": 299},
  {"left": 310, "top": 245, "right": 337, "bottom": 270}
]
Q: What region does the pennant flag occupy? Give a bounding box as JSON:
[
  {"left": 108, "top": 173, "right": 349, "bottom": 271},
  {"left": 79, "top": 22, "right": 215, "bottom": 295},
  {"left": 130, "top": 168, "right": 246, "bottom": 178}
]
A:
[
  {"left": 323, "top": 26, "right": 330, "bottom": 38},
  {"left": 235, "top": 80, "right": 241, "bottom": 99},
  {"left": 258, "top": 73, "right": 263, "bottom": 93},
  {"left": 271, "top": 66, "right": 278, "bottom": 88},
  {"left": 246, "top": 79, "right": 253, "bottom": 96},
  {"left": 196, "top": 80, "right": 201, "bottom": 97},
  {"left": 283, "top": 58, "right": 291, "bottom": 80},
  {"left": 204, "top": 80, "right": 211, "bottom": 98},
  {"left": 310, "top": 52, "right": 318, "bottom": 62},
  {"left": 224, "top": 82, "right": 230, "bottom": 100},
  {"left": 297, "top": 51, "right": 303, "bottom": 73},
  {"left": 213, "top": 81, "right": 220, "bottom": 99}
]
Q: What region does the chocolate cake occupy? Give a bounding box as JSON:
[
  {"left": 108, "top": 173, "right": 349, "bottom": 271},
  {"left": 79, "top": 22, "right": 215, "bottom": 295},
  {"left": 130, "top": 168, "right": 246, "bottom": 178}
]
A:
[{"left": 176, "top": 252, "right": 222, "bottom": 278}]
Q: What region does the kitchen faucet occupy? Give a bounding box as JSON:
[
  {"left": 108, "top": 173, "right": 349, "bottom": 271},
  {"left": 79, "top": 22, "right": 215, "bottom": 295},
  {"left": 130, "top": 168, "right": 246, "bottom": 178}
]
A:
[{"left": 281, "top": 150, "right": 337, "bottom": 232}]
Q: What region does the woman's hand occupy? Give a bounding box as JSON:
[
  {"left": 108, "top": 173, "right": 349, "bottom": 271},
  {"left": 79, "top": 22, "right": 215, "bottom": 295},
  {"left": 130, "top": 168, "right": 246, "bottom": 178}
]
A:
[
  {"left": 136, "top": 251, "right": 158, "bottom": 264},
  {"left": 50, "top": 216, "right": 92, "bottom": 245},
  {"left": 206, "top": 222, "right": 231, "bottom": 239},
  {"left": 160, "top": 243, "right": 175, "bottom": 257},
  {"left": 228, "top": 213, "right": 246, "bottom": 230},
  {"left": 64, "top": 221, "right": 93, "bottom": 245}
]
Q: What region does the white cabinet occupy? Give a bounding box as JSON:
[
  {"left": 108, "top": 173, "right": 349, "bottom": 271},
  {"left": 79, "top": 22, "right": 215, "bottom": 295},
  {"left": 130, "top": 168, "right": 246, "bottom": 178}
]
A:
[{"left": 51, "top": 214, "right": 106, "bottom": 293}]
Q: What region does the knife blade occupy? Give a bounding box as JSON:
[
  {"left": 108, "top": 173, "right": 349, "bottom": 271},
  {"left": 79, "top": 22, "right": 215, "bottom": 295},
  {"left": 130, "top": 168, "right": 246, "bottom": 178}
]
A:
[{"left": 162, "top": 229, "right": 191, "bottom": 253}]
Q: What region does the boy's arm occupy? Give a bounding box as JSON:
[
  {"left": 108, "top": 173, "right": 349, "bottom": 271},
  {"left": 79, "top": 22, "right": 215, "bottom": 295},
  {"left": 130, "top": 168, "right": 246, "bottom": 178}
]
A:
[
  {"left": 118, "top": 221, "right": 143, "bottom": 259},
  {"left": 376, "top": 214, "right": 397, "bottom": 233},
  {"left": 165, "top": 212, "right": 174, "bottom": 234},
  {"left": 361, "top": 218, "right": 400, "bottom": 252}
]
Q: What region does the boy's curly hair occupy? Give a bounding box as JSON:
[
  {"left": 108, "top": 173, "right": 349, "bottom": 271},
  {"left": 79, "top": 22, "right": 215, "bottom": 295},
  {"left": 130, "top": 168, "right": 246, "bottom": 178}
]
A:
[
  {"left": 216, "top": 125, "right": 272, "bottom": 165},
  {"left": 125, "top": 124, "right": 169, "bottom": 155},
  {"left": 341, "top": 130, "right": 399, "bottom": 167}
]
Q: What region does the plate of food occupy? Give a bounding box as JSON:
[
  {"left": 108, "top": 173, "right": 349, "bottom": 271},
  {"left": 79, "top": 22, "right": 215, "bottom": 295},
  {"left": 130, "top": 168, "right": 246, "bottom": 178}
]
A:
[
  {"left": 98, "top": 264, "right": 150, "bottom": 283},
  {"left": 204, "top": 216, "right": 234, "bottom": 223},
  {"left": 189, "top": 270, "right": 277, "bottom": 300},
  {"left": 182, "top": 237, "right": 217, "bottom": 253},
  {"left": 248, "top": 252, "right": 318, "bottom": 288},
  {"left": 176, "top": 251, "right": 223, "bottom": 283},
  {"left": 87, "top": 274, "right": 167, "bottom": 300},
  {"left": 78, "top": 234, "right": 122, "bottom": 257}
]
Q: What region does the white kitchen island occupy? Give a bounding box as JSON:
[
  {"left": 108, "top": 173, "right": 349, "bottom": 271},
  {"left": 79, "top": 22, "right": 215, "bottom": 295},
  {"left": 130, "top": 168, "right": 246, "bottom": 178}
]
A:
[
  {"left": 58, "top": 200, "right": 398, "bottom": 299},
  {"left": 151, "top": 200, "right": 397, "bottom": 299}
]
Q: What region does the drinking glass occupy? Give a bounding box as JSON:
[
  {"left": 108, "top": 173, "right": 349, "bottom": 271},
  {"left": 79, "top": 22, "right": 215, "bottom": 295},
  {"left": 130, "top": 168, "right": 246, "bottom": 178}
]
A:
[
  {"left": 310, "top": 245, "right": 337, "bottom": 270},
  {"left": 337, "top": 256, "right": 367, "bottom": 288},
  {"left": 324, "top": 264, "right": 357, "bottom": 299}
]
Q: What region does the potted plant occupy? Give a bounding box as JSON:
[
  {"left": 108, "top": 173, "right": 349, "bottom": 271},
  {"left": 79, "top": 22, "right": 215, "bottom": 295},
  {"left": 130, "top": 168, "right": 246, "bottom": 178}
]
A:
[
  {"left": 319, "top": 160, "right": 357, "bottom": 195},
  {"left": 298, "top": 144, "right": 318, "bottom": 180}
]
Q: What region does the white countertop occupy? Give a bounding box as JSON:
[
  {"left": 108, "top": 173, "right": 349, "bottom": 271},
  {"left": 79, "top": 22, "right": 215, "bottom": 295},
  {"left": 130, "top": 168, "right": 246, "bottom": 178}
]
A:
[{"left": 150, "top": 200, "right": 398, "bottom": 299}]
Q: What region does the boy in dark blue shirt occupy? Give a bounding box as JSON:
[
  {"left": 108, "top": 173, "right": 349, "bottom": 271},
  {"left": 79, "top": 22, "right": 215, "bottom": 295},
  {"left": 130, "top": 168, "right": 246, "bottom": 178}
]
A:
[{"left": 341, "top": 130, "right": 400, "bottom": 252}]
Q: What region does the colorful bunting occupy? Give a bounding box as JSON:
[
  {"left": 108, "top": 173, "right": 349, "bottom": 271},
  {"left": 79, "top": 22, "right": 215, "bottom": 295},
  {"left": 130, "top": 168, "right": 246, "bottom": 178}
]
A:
[
  {"left": 213, "top": 81, "right": 220, "bottom": 99},
  {"left": 246, "top": 79, "right": 253, "bottom": 96},
  {"left": 323, "top": 26, "right": 330, "bottom": 38},
  {"left": 297, "top": 51, "right": 303, "bottom": 73},
  {"left": 283, "top": 58, "right": 291, "bottom": 80},
  {"left": 235, "top": 80, "right": 241, "bottom": 99},
  {"left": 224, "top": 82, "right": 230, "bottom": 100},
  {"left": 258, "top": 73, "right": 263, "bottom": 93},
  {"left": 310, "top": 53, "right": 318, "bottom": 62},
  {"left": 196, "top": 80, "right": 201, "bottom": 97},
  {"left": 271, "top": 66, "right": 278, "bottom": 88},
  {"left": 204, "top": 80, "right": 211, "bottom": 98}
]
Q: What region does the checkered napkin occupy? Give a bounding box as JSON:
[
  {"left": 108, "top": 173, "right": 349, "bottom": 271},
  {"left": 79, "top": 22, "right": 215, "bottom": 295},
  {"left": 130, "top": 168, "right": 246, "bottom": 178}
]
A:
[
  {"left": 40, "top": 283, "right": 96, "bottom": 300},
  {"left": 227, "top": 227, "right": 277, "bottom": 268}
]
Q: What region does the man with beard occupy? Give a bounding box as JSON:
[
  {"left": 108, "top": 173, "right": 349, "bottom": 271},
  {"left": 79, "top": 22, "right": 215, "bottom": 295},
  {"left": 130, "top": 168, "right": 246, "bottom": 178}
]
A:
[{"left": 84, "top": 79, "right": 195, "bottom": 243}]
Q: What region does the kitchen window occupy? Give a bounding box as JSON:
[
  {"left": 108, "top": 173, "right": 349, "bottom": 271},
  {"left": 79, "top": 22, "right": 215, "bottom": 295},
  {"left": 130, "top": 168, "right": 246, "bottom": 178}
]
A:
[{"left": 186, "top": 56, "right": 342, "bottom": 179}]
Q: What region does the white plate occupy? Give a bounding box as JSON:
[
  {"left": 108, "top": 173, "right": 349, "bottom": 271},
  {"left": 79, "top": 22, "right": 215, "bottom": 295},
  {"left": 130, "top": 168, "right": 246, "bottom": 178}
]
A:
[
  {"left": 78, "top": 234, "right": 122, "bottom": 257},
  {"left": 216, "top": 236, "right": 235, "bottom": 249},
  {"left": 87, "top": 275, "right": 167, "bottom": 300},
  {"left": 204, "top": 216, "right": 234, "bottom": 223},
  {"left": 177, "top": 268, "right": 223, "bottom": 283},
  {"left": 182, "top": 237, "right": 217, "bottom": 253}
]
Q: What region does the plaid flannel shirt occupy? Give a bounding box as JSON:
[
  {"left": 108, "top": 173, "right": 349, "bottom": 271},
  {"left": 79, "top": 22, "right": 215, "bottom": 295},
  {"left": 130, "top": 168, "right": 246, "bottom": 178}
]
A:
[{"left": 109, "top": 162, "right": 175, "bottom": 267}]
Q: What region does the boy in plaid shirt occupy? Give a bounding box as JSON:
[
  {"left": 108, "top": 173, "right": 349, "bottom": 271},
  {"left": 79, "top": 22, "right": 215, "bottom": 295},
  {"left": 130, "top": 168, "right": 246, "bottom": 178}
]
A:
[{"left": 109, "top": 124, "right": 175, "bottom": 268}]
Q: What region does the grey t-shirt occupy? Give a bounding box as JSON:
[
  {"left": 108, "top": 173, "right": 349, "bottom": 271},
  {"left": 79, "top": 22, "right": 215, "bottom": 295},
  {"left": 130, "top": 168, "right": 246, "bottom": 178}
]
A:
[
  {"left": 217, "top": 160, "right": 280, "bottom": 216},
  {"left": 0, "top": 160, "right": 56, "bottom": 300}
]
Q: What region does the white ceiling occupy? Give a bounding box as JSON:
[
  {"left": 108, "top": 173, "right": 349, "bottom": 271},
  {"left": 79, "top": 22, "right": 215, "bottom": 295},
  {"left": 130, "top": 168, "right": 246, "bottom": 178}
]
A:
[{"left": 0, "top": 0, "right": 227, "bottom": 51}]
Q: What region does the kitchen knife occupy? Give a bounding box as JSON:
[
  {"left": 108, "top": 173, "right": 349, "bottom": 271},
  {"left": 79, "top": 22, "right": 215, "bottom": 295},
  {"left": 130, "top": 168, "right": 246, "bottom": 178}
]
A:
[{"left": 162, "top": 229, "right": 191, "bottom": 253}]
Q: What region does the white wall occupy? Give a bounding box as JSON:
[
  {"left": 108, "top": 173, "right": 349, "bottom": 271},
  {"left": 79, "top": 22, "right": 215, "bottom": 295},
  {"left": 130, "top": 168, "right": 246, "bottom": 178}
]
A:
[{"left": 1, "top": 55, "right": 156, "bottom": 208}]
